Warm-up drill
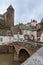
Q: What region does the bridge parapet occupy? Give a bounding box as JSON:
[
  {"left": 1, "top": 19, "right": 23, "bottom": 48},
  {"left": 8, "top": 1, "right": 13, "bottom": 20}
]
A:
[{"left": 14, "top": 41, "right": 42, "bottom": 51}]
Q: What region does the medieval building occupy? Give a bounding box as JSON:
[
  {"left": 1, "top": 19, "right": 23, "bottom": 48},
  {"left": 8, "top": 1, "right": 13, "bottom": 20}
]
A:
[{"left": 0, "top": 5, "right": 14, "bottom": 27}]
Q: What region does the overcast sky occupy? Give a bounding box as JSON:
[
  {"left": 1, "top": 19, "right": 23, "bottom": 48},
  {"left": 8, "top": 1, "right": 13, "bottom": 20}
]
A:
[{"left": 0, "top": 0, "right": 43, "bottom": 25}]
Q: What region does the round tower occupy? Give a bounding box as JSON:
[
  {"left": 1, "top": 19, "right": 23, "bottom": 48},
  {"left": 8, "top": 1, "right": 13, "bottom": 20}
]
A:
[{"left": 7, "top": 5, "right": 14, "bottom": 27}]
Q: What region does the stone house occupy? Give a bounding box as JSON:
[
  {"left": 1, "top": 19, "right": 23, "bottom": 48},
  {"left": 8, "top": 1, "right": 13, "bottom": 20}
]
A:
[
  {"left": 0, "top": 29, "right": 14, "bottom": 45},
  {"left": 20, "top": 24, "right": 37, "bottom": 42},
  {"left": 12, "top": 22, "right": 37, "bottom": 42},
  {"left": 11, "top": 26, "right": 24, "bottom": 41}
]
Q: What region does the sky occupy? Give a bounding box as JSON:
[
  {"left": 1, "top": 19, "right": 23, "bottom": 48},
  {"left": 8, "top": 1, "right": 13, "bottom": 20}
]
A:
[{"left": 0, "top": 0, "right": 43, "bottom": 25}]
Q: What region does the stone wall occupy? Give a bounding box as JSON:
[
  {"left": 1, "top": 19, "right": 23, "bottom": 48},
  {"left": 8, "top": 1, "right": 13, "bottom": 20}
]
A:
[{"left": 0, "top": 45, "right": 8, "bottom": 53}]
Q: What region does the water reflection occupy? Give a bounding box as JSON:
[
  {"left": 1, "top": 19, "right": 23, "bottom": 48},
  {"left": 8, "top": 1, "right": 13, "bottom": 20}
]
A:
[{"left": 0, "top": 54, "right": 21, "bottom": 65}]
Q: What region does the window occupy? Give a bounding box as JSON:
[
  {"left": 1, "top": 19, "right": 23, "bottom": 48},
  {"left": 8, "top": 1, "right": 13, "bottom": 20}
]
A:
[
  {"left": 17, "top": 32, "right": 20, "bottom": 41},
  {"left": 0, "top": 38, "right": 3, "bottom": 41},
  {"left": 31, "top": 35, "right": 34, "bottom": 40},
  {"left": 24, "top": 35, "right": 28, "bottom": 40}
]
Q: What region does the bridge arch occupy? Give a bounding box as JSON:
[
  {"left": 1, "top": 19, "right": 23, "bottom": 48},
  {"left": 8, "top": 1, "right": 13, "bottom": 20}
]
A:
[
  {"left": 18, "top": 47, "right": 31, "bottom": 55},
  {"left": 18, "top": 47, "right": 31, "bottom": 62}
]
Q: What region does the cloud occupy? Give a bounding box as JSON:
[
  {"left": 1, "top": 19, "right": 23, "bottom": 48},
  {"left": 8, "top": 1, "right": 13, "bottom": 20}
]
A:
[
  {"left": 0, "top": 0, "right": 43, "bottom": 24},
  {"left": 14, "top": 0, "right": 43, "bottom": 24},
  {"left": 0, "top": 0, "right": 10, "bottom": 14}
]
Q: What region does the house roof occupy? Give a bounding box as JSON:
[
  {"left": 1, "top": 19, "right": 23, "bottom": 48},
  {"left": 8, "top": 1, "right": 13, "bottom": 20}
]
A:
[
  {"left": 0, "top": 29, "right": 13, "bottom": 36},
  {"left": 20, "top": 25, "right": 37, "bottom": 31},
  {"left": 12, "top": 25, "right": 22, "bottom": 34},
  {"left": 7, "top": 5, "right": 14, "bottom": 10}
]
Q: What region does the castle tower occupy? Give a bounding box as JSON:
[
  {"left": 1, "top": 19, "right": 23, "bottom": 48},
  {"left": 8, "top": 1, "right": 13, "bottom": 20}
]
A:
[{"left": 7, "top": 5, "right": 14, "bottom": 27}]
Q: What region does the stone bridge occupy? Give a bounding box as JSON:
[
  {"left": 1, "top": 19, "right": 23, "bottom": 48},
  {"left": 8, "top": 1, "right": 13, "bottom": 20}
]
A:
[{"left": 13, "top": 41, "right": 42, "bottom": 62}]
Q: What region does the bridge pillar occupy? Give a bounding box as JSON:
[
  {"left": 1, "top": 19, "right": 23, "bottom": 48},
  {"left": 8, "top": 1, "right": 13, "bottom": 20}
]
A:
[{"left": 14, "top": 51, "right": 19, "bottom": 61}]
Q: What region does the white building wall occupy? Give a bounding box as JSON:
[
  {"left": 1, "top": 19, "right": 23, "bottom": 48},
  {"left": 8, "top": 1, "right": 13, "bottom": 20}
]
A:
[
  {"left": 33, "top": 31, "right": 37, "bottom": 41},
  {"left": 30, "top": 22, "right": 37, "bottom": 26},
  {"left": 14, "top": 34, "right": 24, "bottom": 41},
  {"left": 0, "top": 36, "right": 14, "bottom": 45}
]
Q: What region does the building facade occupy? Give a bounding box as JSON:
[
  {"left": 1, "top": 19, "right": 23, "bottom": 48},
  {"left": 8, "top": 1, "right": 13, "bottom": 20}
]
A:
[{"left": 0, "top": 5, "right": 14, "bottom": 27}]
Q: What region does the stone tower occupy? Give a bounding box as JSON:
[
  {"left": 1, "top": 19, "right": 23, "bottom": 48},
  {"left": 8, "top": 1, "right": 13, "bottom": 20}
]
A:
[{"left": 7, "top": 5, "right": 14, "bottom": 27}]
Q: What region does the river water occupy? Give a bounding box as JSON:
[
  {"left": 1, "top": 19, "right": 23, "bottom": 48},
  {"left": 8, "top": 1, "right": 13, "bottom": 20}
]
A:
[{"left": 0, "top": 54, "right": 21, "bottom": 65}]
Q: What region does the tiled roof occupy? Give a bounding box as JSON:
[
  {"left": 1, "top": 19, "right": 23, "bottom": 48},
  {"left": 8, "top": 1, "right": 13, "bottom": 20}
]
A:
[
  {"left": 0, "top": 29, "right": 13, "bottom": 36},
  {"left": 7, "top": 5, "right": 14, "bottom": 10},
  {"left": 20, "top": 25, "right": 36, "bottom": 31}
]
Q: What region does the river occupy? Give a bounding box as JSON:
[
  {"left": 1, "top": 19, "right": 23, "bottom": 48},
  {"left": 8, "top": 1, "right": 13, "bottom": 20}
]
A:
[{"left": 0, "top": 54, "right": 21, "bottom": 65}]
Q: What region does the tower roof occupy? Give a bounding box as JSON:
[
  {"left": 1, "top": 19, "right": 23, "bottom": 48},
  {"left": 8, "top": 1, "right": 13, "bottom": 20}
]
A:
[
  {"left": 7, "top": 5, "right": 14, "bottom": 10},
  {"left": 31, "top": 19, "right": 37, "bottom": 22}
]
